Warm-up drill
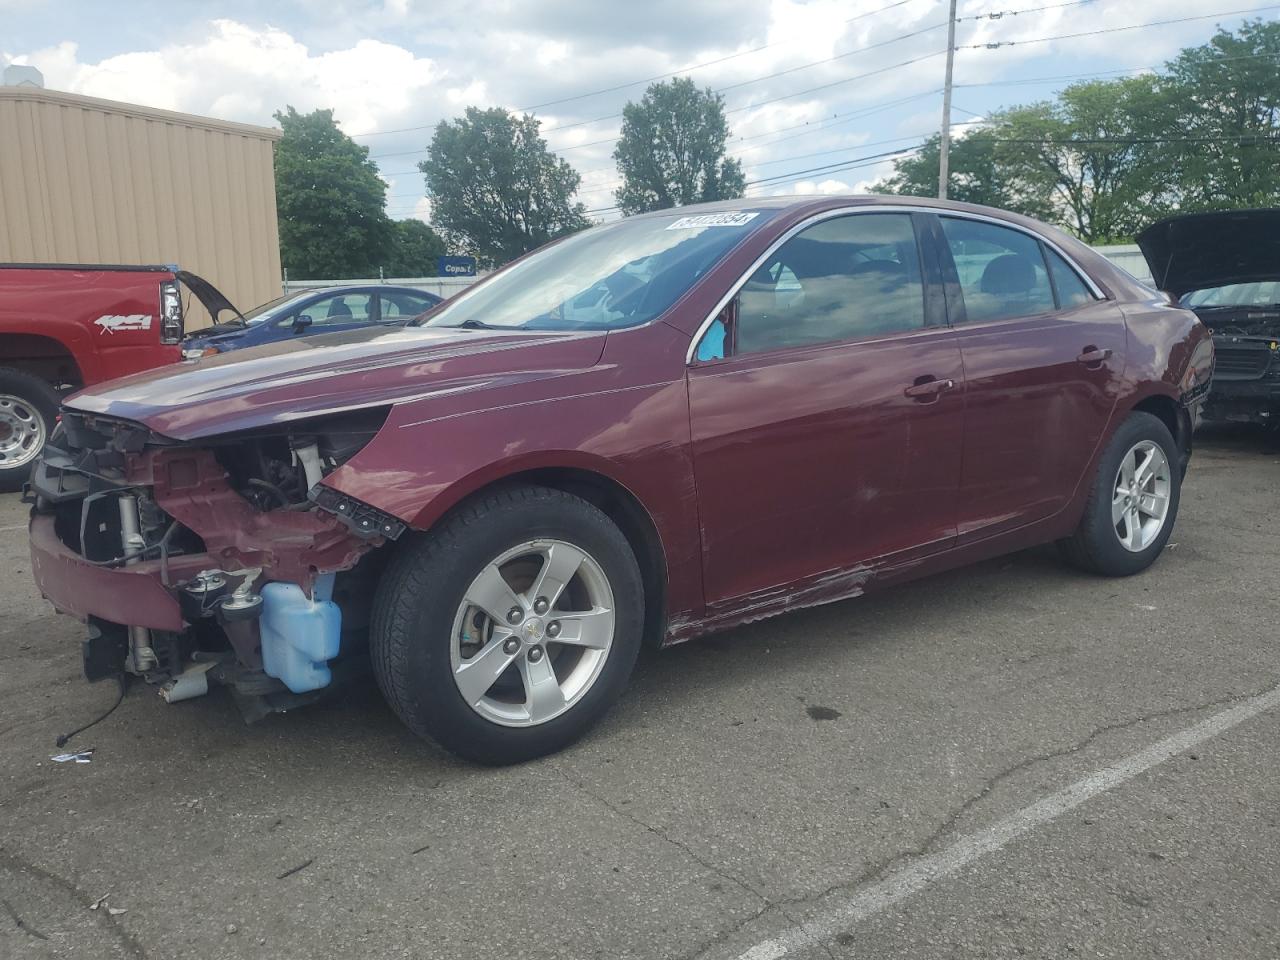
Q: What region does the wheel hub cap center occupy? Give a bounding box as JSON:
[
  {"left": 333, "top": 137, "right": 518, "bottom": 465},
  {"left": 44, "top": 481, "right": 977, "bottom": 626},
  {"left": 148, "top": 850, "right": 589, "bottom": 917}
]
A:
[{"left": 521, "top": 617, "right": 545, "bottom": 643}]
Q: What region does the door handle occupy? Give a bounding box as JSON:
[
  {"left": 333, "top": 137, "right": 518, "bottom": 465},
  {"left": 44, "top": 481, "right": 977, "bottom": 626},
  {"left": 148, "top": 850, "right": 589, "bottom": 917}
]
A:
[
  {"left": 903, "top": 377, "right": 956, "bottom": 400},
  {"left": 1077, "top": 347, "right": 1112, "bottom": 365}
]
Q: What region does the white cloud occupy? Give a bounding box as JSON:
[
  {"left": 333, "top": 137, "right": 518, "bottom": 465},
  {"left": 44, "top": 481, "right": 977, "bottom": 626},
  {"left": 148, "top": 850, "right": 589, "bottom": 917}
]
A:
[
  {"left": 3, "top": 0, "right": 1260, "bottom": 222},
  {"left": 12, "top": 20, "right": 444, "bottom": 136}
]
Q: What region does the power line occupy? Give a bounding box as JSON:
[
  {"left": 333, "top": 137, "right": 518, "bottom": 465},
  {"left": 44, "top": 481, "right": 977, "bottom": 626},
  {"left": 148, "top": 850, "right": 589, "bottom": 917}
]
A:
[
  {"left": 540, "top": 35, "right": 949, "bottom": 135},
  {"left": 959, "top": 0, "right": 1094, "bottom": 21},
  {"left": 361, "top": 0, "right": 940, "bottom": 141},
  {"left": 570, "top": 119, "right": 990, "bottom": 199},
  {"left": 961, "top": 3, "right": 1280, "bottom": 50},
  {"left": 516, "top": 0, "right": 927, "bottom": 112},
  {"left": 566, "top": 89, "right": 944, "bottom": 184},
  {"left": 954, "top": 50, "right": 1280, "bottom": 87},
  {"left": 746, "top": 146, "right": 918, "bottom": 187},
  {"left": 714, "top": 20, "right": 948, "bottom": 93},
  {"left": 724, "top": 49, "right": 948, "bottom": 116}
]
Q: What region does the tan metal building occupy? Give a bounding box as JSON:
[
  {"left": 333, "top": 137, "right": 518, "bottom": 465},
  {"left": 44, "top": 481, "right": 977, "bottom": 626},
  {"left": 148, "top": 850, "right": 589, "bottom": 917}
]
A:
[{"left": 0, "top": 85, "right": 281, "bottom": 327}]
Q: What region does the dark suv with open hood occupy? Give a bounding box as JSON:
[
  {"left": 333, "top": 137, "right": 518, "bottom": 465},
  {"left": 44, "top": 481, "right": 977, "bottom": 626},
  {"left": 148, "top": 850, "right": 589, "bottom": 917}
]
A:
[{"left": 1139, "top": 208, "right": 1279, "bottom": 425}]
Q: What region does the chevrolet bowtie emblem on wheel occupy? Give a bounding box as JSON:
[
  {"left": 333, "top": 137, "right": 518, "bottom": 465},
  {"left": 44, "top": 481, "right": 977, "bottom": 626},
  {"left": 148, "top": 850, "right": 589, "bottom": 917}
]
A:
[{"left": 94, "top": 314, "right": 153, "bottom": 334}]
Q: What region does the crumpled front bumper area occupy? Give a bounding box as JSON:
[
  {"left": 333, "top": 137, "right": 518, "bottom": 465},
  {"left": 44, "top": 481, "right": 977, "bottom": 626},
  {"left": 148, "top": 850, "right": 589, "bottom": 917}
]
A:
[
  {"left": 26, "top": 410, "right": 388, "bottom": 711},
  {"left": 29, "top": 512, "right": 207, "bottom": 631}
]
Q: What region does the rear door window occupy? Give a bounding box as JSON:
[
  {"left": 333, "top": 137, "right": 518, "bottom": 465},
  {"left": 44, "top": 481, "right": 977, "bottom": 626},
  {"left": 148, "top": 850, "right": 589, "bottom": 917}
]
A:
[
  {"left": 939, "top": 218, "right": 1055, "bottom": 323},
  {"left": 1045, "top": 249, "right": 1096, "bottom": 309},
  {"left": 380, "top": 291, "right": 439, "bottom": 320}
]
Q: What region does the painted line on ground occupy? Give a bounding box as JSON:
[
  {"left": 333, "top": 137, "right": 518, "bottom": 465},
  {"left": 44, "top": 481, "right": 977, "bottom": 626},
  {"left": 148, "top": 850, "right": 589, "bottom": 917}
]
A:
[
  {"left": 736, "top": 684, "right": 1280, "bottom": 960},
  {"left": 0, "top": 524, "right": 26, "bottom": 533}
]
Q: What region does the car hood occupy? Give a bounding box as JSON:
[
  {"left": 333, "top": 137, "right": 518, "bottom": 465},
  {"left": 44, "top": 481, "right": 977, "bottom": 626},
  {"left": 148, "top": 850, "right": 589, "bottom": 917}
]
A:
[
  {"left": 1137, "top": 208, "right": 1280, "bottom": 298},
  {"left": 184, "top": 322, "right": 250, "bottom": 344},
  {"left": 65, "top": 324, "right": 607, "bottom": 440}
]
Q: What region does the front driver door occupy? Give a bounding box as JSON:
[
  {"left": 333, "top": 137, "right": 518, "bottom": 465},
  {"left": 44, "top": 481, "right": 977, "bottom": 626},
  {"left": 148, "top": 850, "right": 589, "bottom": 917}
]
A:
[{"left": 687, "top": 211, "right": 965, "bottom": 613}]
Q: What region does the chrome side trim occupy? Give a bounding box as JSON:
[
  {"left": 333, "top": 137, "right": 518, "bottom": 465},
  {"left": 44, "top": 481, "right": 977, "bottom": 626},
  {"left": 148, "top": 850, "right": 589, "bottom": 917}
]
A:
[{"left": 684, "top": 203, "right": 1107, "bottom": 366}]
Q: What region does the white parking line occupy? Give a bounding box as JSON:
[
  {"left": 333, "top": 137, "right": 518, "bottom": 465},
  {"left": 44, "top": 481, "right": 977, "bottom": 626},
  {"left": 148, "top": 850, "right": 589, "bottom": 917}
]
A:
[
  {"left": 737, "top": 684, "right": 1280, "bottom": 960},
  {"left": 0, "top": 524, "right": 25, "bottom": 533}
]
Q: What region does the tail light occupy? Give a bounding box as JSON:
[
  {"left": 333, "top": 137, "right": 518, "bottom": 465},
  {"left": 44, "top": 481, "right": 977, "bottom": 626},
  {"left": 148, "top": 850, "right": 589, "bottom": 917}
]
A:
[{"left": 160, "top": 279, "right": 184, "bottom": 344}]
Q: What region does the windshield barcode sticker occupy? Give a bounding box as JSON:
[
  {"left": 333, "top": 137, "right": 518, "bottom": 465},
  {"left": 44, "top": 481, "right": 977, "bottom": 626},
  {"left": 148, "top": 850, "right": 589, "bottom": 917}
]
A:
[{"left": 666, "top": 212, "right": 760, "bottom": 230}]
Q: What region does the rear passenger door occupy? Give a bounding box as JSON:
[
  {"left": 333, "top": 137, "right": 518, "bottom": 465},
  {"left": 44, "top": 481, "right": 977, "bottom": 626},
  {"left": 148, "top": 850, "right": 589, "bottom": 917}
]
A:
[{"left": 931, "top": 215, "right": 1126, "bottom": 542}]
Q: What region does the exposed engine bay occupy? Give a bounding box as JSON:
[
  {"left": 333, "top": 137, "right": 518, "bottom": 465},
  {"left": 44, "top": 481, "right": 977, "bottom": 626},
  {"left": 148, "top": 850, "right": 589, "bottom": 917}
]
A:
[
  {"left": 1190, "top": 308, "right": 1280, "bottom": 422},
  {"left": 26, "top": 408, "right": 402, "bottom": 720}
]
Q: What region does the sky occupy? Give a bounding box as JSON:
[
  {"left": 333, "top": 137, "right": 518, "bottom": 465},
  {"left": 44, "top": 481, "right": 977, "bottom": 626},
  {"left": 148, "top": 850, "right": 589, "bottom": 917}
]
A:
[{"left": 3, "top": 0, "right": 1276, "bottom": 224}]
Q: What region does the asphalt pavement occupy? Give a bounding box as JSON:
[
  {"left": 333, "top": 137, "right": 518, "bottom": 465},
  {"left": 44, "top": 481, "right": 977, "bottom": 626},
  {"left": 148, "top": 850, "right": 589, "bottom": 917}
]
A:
[{"left": 1, "top": 424, "right": 1277, "bottom": 960}]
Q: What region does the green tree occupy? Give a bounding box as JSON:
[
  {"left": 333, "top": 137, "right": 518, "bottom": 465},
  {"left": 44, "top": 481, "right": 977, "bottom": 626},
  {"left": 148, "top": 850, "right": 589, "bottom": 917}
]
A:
[
  {"left": 384, "top": 219, "right": 447, "bottom": 277},
  {"left": 874, "top": 21, "right": 1280, "bottom": 242},
  {"left": 273, "top": 106, "right": 393, "bottom": 279},
  {"left": 420, "top": 107, "right": 589, "bottom": 267},
  {"left": 1161, "top": 19, "right": 1280, "bottom": 211},
  {"left": 613, "top": 77, "right": 746, "bottom": 215},
  {"left": 872, "top": 133, "right": 1054, "bottom": 221},
  {"left": 991, "top": 77, "right": 1180, "bottom": 243}
]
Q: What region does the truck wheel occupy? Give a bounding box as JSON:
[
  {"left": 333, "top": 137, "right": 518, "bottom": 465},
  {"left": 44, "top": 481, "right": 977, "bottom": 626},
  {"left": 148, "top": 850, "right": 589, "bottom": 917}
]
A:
[
  {"left": 0, "top": 368, "right": 59, "bottom": 493},
  {"left": 1058, "top": 411, "right": 1181, "bottom": 577},
  {"left": 370, "top": 486, "right": 644, "bottom": 765}
]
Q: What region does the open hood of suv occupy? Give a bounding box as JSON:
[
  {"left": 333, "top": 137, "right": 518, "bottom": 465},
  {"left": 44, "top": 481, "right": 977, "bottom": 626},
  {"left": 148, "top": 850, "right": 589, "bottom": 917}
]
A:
[{"left": 1137, "top": 208, "right": 1280, "bottom": 298}]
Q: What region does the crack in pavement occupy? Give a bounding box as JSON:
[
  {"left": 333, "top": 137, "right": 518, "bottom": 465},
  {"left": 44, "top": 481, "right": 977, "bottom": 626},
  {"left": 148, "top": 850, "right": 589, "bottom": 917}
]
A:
[
  {"left": 682, "top": 684, "right": 1273, "bottom": 960},
  {"left": 0, "top": 846, "right": 148, "bottom": 959},
  {"left": 2, "top": 896, "right": 50, "bottom": 941},
  {"left": 549, "top": 763, "right": 822, "bottom": 956}
]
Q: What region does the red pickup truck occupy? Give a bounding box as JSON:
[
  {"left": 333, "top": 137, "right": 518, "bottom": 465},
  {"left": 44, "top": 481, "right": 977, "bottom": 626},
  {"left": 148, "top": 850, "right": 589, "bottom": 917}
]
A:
[{"left": 0, "top": 263, "right": 237, "bottom": 490}]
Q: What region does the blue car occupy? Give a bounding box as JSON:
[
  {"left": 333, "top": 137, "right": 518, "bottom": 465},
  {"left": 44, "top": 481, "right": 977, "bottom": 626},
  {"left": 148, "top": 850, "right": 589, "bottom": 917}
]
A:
[{"left": 181, "top": 284, "right": 443, "bottom": 357}]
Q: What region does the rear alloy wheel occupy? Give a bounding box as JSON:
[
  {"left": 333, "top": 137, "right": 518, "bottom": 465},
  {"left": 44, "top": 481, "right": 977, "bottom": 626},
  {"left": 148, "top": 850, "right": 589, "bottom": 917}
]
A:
[
  {"left": 0, "top": 368, "right": 60, "bottom": 493},
  {"left": 1059, "top": 411, "right": 1181, "bottom": 576},
  {"left": 1111, "top": 439, "right": 1172, "bottom": 553},
  {"left": 371, "top": 486, "right": 643, "bottom": 764}
]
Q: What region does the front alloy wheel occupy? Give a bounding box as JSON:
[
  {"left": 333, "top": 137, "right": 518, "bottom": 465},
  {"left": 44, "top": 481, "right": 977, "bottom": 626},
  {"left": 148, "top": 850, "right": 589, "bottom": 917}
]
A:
[
  {"left": 371, "top": 486, "right": 644, "bottom": 764},
  {"left": 451, "top": 539, "right": 616, "bottom": 727}
]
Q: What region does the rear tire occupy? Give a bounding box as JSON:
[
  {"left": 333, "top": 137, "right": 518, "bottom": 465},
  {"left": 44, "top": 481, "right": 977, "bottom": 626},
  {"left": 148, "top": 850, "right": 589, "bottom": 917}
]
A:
[
  {"left": 1058, "top": 411, "right": 1180, "bottom": 576},
  {"left": 370, "top": 485, "right": 644, "bottom": 765},
  {"left": 0, "top": 368, "right": 59, "bottom": 493}
]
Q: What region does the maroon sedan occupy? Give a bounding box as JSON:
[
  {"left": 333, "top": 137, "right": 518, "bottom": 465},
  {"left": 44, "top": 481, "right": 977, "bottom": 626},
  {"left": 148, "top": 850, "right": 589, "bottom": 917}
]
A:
[{"left": 28, "top": 196, "right": 1213, "bottom": 763}]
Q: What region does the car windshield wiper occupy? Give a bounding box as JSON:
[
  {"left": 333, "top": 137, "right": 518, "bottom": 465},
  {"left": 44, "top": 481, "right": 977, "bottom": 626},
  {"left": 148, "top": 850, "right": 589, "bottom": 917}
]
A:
[{"left": 447, "top": 318, "right": 502, "bottom": 330}]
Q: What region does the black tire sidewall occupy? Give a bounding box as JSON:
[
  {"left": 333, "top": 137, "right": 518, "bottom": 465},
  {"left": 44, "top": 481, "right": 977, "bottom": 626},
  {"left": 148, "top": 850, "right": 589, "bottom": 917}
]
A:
[
  {"left": 372, "top": 488, "right": 644, "bottom": 764},
  {"left": 0, "top": 368, "right": 60, "bottom": 492},
  {"left": 1079, "top": 412, "right": 1181, "bottom": 576}
]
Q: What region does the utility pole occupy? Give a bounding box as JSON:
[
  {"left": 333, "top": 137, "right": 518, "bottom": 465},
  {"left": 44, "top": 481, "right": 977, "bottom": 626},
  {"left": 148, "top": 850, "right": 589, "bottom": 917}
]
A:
[{"left": 938, "top": 0, "right": 958, "bottom": 200}]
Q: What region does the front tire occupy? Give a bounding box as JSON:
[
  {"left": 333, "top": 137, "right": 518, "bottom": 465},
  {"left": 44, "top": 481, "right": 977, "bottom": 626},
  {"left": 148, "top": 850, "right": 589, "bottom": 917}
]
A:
[
  {"left": 1059, "top": 411, "right": 1180, "bottom": 576},
  {"left": 371, "top": 486, "right": 644, "bottom": 764},
  {"left": 0, "top": 368, "right": 59, "bottom": 493}
]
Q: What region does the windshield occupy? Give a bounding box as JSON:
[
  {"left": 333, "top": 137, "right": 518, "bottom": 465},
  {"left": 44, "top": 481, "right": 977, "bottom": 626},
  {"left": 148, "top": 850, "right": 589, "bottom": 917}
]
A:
[
  {"left": 1183, "top": 281, "right": 1280, "bottom": 309},
  {"left": 420, "top": 210, "right": 772, "bottom": 331},
  {"left": 241, "top": 292, "right": 309, "bottom": 325}
]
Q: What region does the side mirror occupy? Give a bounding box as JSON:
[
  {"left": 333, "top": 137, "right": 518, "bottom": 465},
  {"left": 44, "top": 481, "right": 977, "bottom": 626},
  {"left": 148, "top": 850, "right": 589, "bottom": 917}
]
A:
[{"left": 293, "top": 314, "right": 313, "bottom": 333}]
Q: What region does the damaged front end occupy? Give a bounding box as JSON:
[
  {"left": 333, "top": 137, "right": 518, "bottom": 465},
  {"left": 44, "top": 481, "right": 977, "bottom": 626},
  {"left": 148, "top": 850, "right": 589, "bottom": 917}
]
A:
[
  {"left": 26, "top": 408, "right": 402, "bottom": 720},
  {"left": 1193, "top": 311, "right": 1280, "bottom": 424}
]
